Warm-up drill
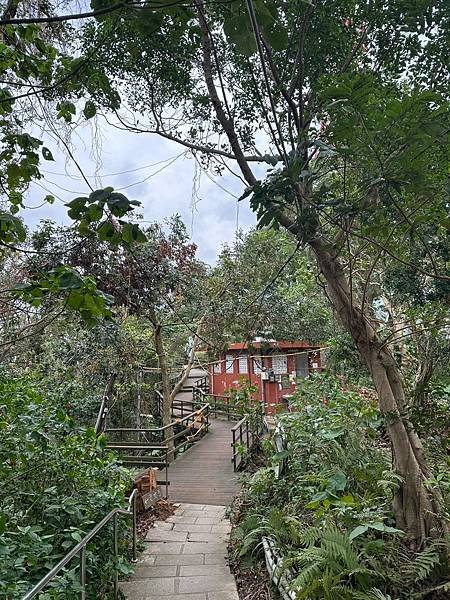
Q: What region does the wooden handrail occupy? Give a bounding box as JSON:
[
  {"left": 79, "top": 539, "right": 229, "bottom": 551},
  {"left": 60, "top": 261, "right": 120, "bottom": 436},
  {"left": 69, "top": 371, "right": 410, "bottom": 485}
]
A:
[{"left": 105, "top": 403, "right": 210, "bottom": 435}]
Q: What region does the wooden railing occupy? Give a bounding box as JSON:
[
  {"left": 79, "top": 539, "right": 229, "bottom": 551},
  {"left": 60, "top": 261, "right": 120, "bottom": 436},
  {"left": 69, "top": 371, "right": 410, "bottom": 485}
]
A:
[
  {"left": 194, "top": 373, "right": 209, "bottom": 393},
  {"left": 105, "top": 403, "right": 210, "bottom": 487},
  {"left": 192, "top": 387, "right": 241, "bottom": 420}
]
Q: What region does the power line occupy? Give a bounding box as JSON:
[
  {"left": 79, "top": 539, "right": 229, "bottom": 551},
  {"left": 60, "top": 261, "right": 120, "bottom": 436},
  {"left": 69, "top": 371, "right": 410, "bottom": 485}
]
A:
[{"left": 41, "top": 154, "right": 183, "bottom": 179}]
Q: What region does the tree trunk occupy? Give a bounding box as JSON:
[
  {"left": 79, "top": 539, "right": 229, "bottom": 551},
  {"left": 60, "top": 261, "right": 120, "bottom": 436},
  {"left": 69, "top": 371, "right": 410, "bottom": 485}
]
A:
[
  {"left": 150, "top": 314, "right": 175, "bottom": 460},
  {"left": 170, "top": 318, "right": 205, "bottom": 402},
  {"left": 308, "top": 237, "right": 447, "bottom": 544}
]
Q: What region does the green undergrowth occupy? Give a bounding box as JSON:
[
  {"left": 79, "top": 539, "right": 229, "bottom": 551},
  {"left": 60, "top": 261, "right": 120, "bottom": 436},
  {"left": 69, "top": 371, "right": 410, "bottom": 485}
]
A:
[
  {"left": 232, "top": 374, "right": 450, "bottom": 600},
  {"left": 0, "top": 371, "right": 134, "bottom": 599}
]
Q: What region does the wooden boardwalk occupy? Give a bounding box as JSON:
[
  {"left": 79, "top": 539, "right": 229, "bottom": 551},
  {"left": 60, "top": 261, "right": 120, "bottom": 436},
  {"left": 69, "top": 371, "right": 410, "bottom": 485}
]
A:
[
  {"left": 168, "top": 368, "right": 239, "bottom": 506},
  {"left": 168, "top": 418, "right": 239, "bottom": 505}
]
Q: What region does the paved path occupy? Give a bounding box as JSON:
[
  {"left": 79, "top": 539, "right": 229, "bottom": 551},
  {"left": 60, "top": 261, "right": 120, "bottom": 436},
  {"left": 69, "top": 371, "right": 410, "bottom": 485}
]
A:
[{"left": 121, "top": 503, "right": 239, "bottom": 600}]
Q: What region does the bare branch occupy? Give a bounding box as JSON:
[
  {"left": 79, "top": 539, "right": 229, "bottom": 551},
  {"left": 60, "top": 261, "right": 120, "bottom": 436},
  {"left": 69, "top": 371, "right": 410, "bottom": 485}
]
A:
[
  {"left": 111, "top": 112, "right": 279, "bottom": 166},
  {"left": 194, "top": 0, "right": 258, "bottom": 186}
]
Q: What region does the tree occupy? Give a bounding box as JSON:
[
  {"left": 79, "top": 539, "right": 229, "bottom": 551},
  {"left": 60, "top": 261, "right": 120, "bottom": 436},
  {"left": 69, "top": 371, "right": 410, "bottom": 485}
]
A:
[
  {"left": 2, "top": 0, "right": 448, "bottom": 541},
  {"left": 27, "top": 216, "right": 207, "bottom": 452},
  {"left": 0, "top": 1, "right": 149, "bottom": 346},
  {"left": 204, "top": 227, "right": 332, "bottom": 352},
  {"left": 67, "top": 0, "right": 449, "bottom": 542}
]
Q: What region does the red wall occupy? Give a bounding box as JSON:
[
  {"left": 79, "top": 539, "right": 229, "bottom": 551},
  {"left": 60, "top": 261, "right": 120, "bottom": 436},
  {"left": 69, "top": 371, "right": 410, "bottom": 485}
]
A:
[{"left": 208, "top": 348, "right": 322, "bottom": 415}]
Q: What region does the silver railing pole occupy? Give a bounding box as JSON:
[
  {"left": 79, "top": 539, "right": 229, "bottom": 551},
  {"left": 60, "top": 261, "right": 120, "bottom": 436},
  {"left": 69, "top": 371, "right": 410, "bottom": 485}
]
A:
[
  {"left": 80, "top": 546, "right": 86, "bottom": 600},
  {"left": 22, "top": 490, "right": 137, "bottom": 600},
  {"left": 113, "top": 513, "right": 118, "bottom": 599},
  {"left": 132, "top": 492, "right": 137, "bottom": 562}
]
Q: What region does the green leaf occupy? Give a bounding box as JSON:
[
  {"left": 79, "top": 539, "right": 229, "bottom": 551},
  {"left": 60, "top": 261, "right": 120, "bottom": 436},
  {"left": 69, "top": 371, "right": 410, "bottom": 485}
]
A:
[
  {"left": 121, "top": 222, "right": 133, "bottom": 245},
  {"left": 108, "top": 192, "right": 130, "bottom": 216},
  {"left": 369, "top": 523, "right": 404, "bottom": 535},
  {"left": 89, "top": 188, "right": 112, "bottom": 203},
  {"left": 87, "top": 203, "right": 103, "bottom": 222},
  {"left": 83, "top": 100, "right": 96, "bottom": 119},
  {"left": 66, "top": 197, "right": 88, "bottom": 209},
  {"left": 97, "top": 220, "right": 116, "bottom": 241},
  {"left": 56, "top": 100, "right": 76, "bottom": 122},
  {"left": 42, "top": 147, "right": 54, "bottom": 161},
  {"left": 44, "top": 194, "right": 55, "bottom": 204},
  {"left": 327, "top": 471, "right": 347, "bottom": 492},
  {"left": 0, "top": 212, "right": 26, "bottom": 243},
  {"left": 223, "top": 14, "right": 256, "bottom": 56},
  {"left": 349, "top": 525, "right": 369, "bottom": 541}
]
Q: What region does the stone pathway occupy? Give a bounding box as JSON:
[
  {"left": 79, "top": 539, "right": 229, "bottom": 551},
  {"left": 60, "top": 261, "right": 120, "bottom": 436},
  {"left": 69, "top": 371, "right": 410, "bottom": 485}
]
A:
[{"left": 120, "top": 503, "right": 239, "bottom": 600}]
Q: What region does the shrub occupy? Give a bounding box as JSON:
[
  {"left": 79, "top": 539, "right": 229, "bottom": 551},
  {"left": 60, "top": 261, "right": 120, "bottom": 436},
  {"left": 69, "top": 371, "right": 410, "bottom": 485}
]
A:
[
  {"left": 234, "top": 373, "right": 449, "bottom": 599},
  {"left": 0, "top": 371, "right": 133, "bottom": 599}
]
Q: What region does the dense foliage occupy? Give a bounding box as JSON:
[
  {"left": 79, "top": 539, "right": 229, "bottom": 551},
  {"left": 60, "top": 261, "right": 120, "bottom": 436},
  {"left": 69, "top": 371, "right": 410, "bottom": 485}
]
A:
[
  {"left": 0, "top": 0, "right": 449, "bottom": 595},
  {"left": 204, "top": 228, "right": 333, "bottom": 353},
  {"left": 234, "top": 374, "right": 450, "bottom": 599},
  {"left": 0, "top": 372, "right": 133, "bottom": 598}
]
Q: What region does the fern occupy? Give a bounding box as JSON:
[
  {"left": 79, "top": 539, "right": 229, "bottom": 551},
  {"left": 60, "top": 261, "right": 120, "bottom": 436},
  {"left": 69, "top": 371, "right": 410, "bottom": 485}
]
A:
[
  {"left": 351, "top": 588, "right": 394, "bottom": 600},
  {"left": 401, "top": 540, "right": 445, "bottom": 582},
  {"left": 292, "top": 562, "right": 324, "bottom": 592},
  {"left": 288, "top": 525, "right": 380, "bottom": 599},
  {"left": 299, "top": 524, "right": 323, "bottom": 548},
  {"left": 321, "top": 527, "right": 360, "bottom": 569}
]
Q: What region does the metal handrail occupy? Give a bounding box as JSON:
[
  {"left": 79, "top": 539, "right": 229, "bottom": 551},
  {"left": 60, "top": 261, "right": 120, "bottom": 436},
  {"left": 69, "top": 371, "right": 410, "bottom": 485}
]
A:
[{"left": 22, "top": 490, "right": 138, "bottom": 600}]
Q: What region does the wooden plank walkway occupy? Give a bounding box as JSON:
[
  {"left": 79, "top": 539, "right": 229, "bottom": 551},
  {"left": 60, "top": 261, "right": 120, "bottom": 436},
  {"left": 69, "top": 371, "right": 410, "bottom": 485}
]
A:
[
  {"left": 167, "top": 368, "right": 239, "bottom": 506},
  {"left": 168, "top": 418, "right": 239, "bottom": 505}
]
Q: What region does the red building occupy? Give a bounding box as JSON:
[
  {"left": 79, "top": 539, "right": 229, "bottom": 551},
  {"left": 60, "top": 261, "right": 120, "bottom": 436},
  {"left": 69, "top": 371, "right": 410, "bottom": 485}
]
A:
[{"left": 208, "top": 340, "right": 322, "bottom": 415}]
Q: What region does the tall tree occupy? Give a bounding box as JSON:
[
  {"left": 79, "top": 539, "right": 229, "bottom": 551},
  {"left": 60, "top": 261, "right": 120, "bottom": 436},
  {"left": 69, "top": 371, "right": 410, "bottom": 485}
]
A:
[
  {"left": 67, "top": 0, "right": 449, "bottom": 542},
  {"left": 2, "top": 0, "right": 448, "bottom": 541},
  {"left": 28, "top": 216, "right": 207, "bottom": 449}
]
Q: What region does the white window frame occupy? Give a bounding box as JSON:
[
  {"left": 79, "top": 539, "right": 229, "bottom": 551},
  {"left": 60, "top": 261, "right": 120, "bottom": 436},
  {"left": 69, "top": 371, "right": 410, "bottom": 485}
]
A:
[
  {"left": 272, "top": 354, "right": 288, "bottom": 375},
  {"left": 225, "top": 354, "right": 234, "bottom": 373},
  {"left": 238, "top": 354, "right": 249, "bottom": 374},
  {"left": 213, "top": 361, "right": 222, "bottom": 374}
]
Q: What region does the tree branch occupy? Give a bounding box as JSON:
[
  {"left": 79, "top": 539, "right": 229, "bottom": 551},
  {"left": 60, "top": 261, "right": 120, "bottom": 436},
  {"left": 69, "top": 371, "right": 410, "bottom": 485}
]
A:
[
  {"left": 194, "top": 0, "right": 258, "bottom": 186},
  {"left": 112, "top": 111, "right": 279, "bottom": 165}
]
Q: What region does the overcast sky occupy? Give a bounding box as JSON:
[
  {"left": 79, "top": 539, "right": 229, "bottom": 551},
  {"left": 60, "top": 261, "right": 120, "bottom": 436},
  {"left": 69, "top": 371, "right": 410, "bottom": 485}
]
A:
[{"left": 24, "top": 116, "right": 257, "bottom": 264}]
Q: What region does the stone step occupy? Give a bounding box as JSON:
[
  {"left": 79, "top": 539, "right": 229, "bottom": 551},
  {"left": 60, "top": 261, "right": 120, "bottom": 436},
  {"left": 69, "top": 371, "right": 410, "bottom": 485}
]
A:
[{"left": 120, "top": 504, "right": 238, "bottom": 600}]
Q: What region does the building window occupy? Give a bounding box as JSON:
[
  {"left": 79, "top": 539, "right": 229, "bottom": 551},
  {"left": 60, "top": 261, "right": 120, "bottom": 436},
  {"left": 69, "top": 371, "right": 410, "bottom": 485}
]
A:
[
  {"left": 238, "top": 354, "right": 248, "bottom": 374},
  {"left": 296, "top": 352, "right": 309, "bottom": 377},
  {"left": 272, "top": 354, "right": 288, "bottom": 374},
  {"left": 213, "top": 361, "right": 221, "bottom": 374},
  {"left": 253, "top": 358, "right": 263, "bottom": 374},
  {"left": 225, "top": 354, "right": 234, "bottom": 373}
]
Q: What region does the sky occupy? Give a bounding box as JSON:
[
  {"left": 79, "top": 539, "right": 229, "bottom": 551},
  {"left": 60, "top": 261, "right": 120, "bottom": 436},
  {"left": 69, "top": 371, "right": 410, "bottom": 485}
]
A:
[{"left": 24, "top": 116, "right": 257, "bottom": 264}]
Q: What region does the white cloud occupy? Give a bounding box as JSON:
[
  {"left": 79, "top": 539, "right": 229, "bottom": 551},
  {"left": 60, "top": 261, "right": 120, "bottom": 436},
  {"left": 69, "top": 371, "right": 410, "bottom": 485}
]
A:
[{"left": 24, "top": 116, "right": 257, "bottom": 263}]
